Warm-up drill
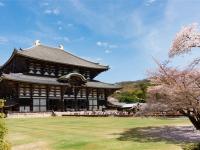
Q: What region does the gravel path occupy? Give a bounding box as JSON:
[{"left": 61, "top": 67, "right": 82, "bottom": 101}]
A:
[
  {"left": 142, "top": 126, "right": 200, "bottom": 142},
  {"left": 118, "top": 125, "right": 200, "bottom": 143}
]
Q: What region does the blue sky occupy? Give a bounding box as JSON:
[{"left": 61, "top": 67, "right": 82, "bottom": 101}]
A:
[{"left": 0, "top": 0, "right": 200, "bottom": 83}]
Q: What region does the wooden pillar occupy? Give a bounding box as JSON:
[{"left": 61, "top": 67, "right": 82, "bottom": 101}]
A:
[
  {"left": 97, "top": 88, "right": 99, "bottom": 110},
  {"left": 60, "top": 86, "right": 64, "bottom": 112},
  {"left": 30, "top": 84, "right": 33, "bottom": 112},
  {"left": 76, "top": 87, "right": 81, "bottom": 111},
  {"left": 46, "top": 85, "right": 49, "bottom": 111},
  {"left": 74, "top": 87, "right": 78, "bottom": 111},
  {"left": 104, "top": 89, "right": 108, "bottom": 108},
  {"left": 16, "top": 82, "right": 20, "bottom": 112},
  {"left": 86, "top": 88, "right": 89, "bottom": 110}
]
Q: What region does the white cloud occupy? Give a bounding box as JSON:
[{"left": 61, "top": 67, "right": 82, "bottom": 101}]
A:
[
  {"left": 44, "top": 8, "right": 60, "bottom": 15},
  {"left": 96, "top": 41, "right": 108, "bottom": 47},
  {"left": 0, "top": 2, "right": 4, "bottom": 7},
  {"left": 96, "top": 41, "right": 118, "bottom": 54},
  {"left": 96, "top": 41, "right": 118, "bottom": 49},
  {"left": 0, "top": 36, "right": 8, "bottom": 44}
]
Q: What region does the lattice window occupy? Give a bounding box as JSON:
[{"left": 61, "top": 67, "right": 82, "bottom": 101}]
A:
[
  {"left": 28, "top": 63, "right": 35, "bottom": 74},
  {"left": 33, "top": 85, "right": 40, "bottom": 97},
  {"left": 49, "top": 66, "right": 55, "bottom": 76},
  {"left": 44, "top": 65, "right": 50, "bottom": 76},
  {"left": 32, "top": 85, "right": 47, "bottom": 97},
  {"left": 55, "top": 87, "right": 61, "bottom": 97},
  {"left": 49, "top": 87, "right": 55, "bottom": 97},
  {"left": 85, "top": 70, "right": 90, "bottom": 79},
  {"left": 19, "top": 84, "right": 31, "bottom": 98},
  {"left": 33, "top": 98, "right": 46, "bottom": 112},
  {"left": 35, "top": 64, "right": 41, "bottom": 75},
  {"left": 58, "top": 68, "right": 63, "bottom": 77},
  {"left": 88, "top": 89, "right": 98, "bottom": 110},
  {"left": 98, "top": 89, "right": 105, "bottom": 100},
  {"left": 40, "top": 86, "right": 46, "bottom": 97},
  {"left": 88, "top": 89, "right": 97, "bottom": 98},
  {"left": 19, "top": 106, "right": 30, "bottom": 112},
  {"left": 81, "top": 88, "right": 86, "bottom": 98},
  {"left": 77, "top": 88, "right": 87, "bottom": 98},
  {"left": 63, "top": 68, "right": 68, "bottom": 75},
  {"left": 49, "top": 86, "right": 61, "bottom": 97},
  {"left": 89, "top": 99, "right": 98, "bottom": 111}
]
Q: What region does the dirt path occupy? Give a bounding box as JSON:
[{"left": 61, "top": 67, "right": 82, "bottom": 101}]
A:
[{"left": 12, "top": 141, "right": 51, "bottom": 150}]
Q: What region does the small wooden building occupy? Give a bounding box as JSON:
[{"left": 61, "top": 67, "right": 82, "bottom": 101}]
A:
[{"left": 0, "top": 41, "right": 120, "bottom": 112}]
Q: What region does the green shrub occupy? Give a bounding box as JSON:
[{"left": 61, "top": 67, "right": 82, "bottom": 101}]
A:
[
  {"left": 115, "top": 91, "right": 145, "bottom": 103},
  {"left": 0, "top": 118, "right": 10, "bottom": 150},
  {"left": 112, "top": 80, "right": 150, "bottom": 103},
  {"left": 182, "top": 143, "right": 200, "bottom": 150}
]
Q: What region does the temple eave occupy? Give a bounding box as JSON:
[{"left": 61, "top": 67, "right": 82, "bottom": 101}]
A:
[{"left": 1, "top": 73, "right": 121, "bottom": 89}]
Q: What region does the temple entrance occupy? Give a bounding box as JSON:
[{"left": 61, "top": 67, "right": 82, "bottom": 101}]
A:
[
  {"left": 77, "top": 99, "right": 88, "bottom": 111},
  {"left": 64, "top": 99, "right": 88, "bottom": 111},
  {"left": 48, "top": 99, "right": 59, "bottom": 111},
  {"left": 64, "top": 99, "right": 75, "bottom": 111}
]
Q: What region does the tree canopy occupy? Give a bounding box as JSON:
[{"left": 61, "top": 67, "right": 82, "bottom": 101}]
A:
[{"left": 148, "top": 23, "right": 200, "bottom": 130}]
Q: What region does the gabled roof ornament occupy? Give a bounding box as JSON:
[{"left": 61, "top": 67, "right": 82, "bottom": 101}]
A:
[
  {"left": 58, "top": 73, "right": 87, "bottom": 85},
  {"left": 59, "top": 44, "right": 64, "bottom": 50},
  {"left": 34, "top": 40, "right": 41, "bottom": 46}
]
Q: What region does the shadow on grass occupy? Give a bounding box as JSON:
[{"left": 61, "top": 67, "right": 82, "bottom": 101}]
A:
[{"left": 117, "top": 126, "right": 200, "bottom": 144}]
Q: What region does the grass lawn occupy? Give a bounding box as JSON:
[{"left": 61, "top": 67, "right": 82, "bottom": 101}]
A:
[{"left": 6, "top": 117, "right": 191, "bottom": 150}]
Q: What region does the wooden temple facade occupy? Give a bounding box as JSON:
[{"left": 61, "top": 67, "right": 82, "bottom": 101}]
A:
[{"left": 0, "top": 41, "right": 120, "bottom": 112}]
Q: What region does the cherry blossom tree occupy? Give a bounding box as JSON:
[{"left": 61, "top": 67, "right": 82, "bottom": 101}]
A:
[{"left": 148, "top": 23, "right": 200, "bottom": 130}]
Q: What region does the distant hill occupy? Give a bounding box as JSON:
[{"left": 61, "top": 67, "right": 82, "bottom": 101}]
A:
[
  {"left": 115, "top": 79, "right": 150, "bottom": 92},
  {"left": 112, "top": 79, "right": 150, "bottom": 103}
]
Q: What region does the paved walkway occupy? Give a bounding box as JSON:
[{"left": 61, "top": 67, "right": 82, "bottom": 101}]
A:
[{"left": 144, "top": 126, "right": 200, "bottom": 142}]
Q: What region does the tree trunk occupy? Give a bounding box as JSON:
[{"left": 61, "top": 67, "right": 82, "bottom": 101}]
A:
[
  {"left": 179, "top": 110, "right": 200, "bottom": 130},
  {"left": 188, "top": 115, "right": 200, "bottom": 130}
]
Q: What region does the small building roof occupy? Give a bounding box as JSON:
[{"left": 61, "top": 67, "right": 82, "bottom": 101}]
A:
[
  {"left": 107, "top": 97, "right": 141, "bottom": 108},
  {"left": 1, "top": 73, "right": 121, "bottom": 89},
  {"left": 16, "top": 44, "right": 108, "bottom": 70},
  {"left": 122, "top": 103, "right": 138, "bottom": 108}
]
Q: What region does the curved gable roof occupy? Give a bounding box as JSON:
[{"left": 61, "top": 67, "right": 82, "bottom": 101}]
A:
[{"left": 16, "top": 45, "right": 108, "bottom": 70}]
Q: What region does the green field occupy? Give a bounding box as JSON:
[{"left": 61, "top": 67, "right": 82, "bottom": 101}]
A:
[{"left": 6, "top": 117, "right": 190, "bottom": 150}]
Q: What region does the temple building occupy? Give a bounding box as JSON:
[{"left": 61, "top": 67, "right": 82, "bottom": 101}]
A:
[{"left": 0, "top": 41, "right": 120, "bottom": 112}]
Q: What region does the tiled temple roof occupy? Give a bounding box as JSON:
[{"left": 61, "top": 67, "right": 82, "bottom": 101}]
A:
[
  {"left": 17, "top": 45, "right": 108, "bottom": 70},
  {"left": 1, "top": 73, "right": 121, "bottom": 89}
]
